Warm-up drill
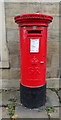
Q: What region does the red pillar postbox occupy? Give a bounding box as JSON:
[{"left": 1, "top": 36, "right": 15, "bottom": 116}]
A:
[{"left": 14, "top": 13, "right": 53, "bottom": 108}]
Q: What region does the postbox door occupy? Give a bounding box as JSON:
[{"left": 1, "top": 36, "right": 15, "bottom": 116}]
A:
[{"left": 20, "top": 26, "right": 47, "bottom": 87}]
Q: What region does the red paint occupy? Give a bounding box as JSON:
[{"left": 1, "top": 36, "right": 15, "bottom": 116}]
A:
[{"left": 14, "top": 13, "right": 53, "bottom": 87}]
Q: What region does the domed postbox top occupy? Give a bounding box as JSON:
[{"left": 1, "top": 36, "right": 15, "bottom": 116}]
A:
[{"left": 14, "top": 13, "right": 53, "bottom": 26}]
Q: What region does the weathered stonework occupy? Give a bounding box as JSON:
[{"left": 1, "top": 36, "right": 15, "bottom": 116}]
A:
[
  {"left": 1, "top": 2, "right": 59, "bottom": 89},
  {"left": 8, "top": 41, "right": 20, "bottom": 55},
  {"left": 1, "top": 68, "right": 20, "bottom": 79},
  {"left": 5, "top": 3, "right": 59, "bottom": 16}
]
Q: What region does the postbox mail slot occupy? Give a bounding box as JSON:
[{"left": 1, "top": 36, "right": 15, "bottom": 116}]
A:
[{"left": 28, "top": 30, "right": 41, "bottom": 33}]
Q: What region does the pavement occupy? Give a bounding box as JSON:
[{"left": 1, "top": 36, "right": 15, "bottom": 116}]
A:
[{"left": 0, "top": 88, "right": 61, "bottom": 119}]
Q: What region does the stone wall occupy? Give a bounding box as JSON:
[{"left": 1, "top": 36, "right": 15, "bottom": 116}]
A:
[{"left": 1, "top": 2, "right": 60, "bottom": 88}]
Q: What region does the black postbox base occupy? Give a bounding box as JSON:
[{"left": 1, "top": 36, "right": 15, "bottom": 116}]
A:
[{"left": 20, "top": 84, "right": 46, "bottom": 109}]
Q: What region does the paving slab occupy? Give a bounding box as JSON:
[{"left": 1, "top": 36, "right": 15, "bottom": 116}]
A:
[
  {"left": 0, "top": 107, "right": 2, "bottom": 119},
  {"left": 1, "top": 89, "right": 59, "bottom": 107},
  {"left": 46, "top": 89, "right": 59, "bottom": 107},
  {"left": 2, "top": 107, "right": 10, "bottom": 118},
  {"left": 2, "top": 90, "right": 20, "bottom": 106},
  {"left": 0, "top": 89, "right": 60, "bottom": 119},
  {"left": 15, "top": 105, "right": 48, "bottom": 118},
  {"left": 15, "top": 89, "right": 59, "bottom": 118}
]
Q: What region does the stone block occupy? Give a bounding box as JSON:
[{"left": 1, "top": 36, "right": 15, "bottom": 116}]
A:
[
  {"left": 8, "top": 41, "right": 20, "bottom": 55},
  {"left": 47, "top": 78, "right": 59, "bottom": 88},
  {"left": 1, "top": 78, "right": 60, "bottom": 90},
  {"left": 46, "top": 67, "right": 59, "bottom": 78},
  {"left": 59, "top": 2, "right": 61, "bottom": 15},
  {"left": 47, "top": 54, "right": 52, "bottom": 68},
  {"left": 2, "top": 79, "right": 20, "bottom": 89},
  {"left": 47, "top": 53, "right": 59, "bottom": 69},
  {"left": 9, "top": 54, "right": 20, "bottom": 68},
  {"left": 0, "top": 70, "right": 2, "bottom": 79},
  {"left": 47, "top": 41, "right": 59, "bottom": 55},
  {"left": 0, "top": 92, "right": 2, "bottom": 106},
  {"left": 48, "top": 29, "right": 59, "bottom": 42},
  {"left": 5, "top": 16, "right": 18, "bottom": 29},
  {"left": 59, "top": 46, "right": 61, "bottom": 70},
  {"left": 59, "top": 19, "right": 61, "bottom": 34},
  {"left": 2, "top": 69, "right": 9, "bottom": 79},
  {"left": 1, "top": 68, "right": 20, "bottom": 79},
  {"left": 51, "top": 54, "right": 59, "bottom": 68},
  {"left": 5, "top": 3, "right": 59, "bottom": 29},
  {"left": 7, "top": 29, "right": 19, "bottom": 42},
  {"left": 38, "top": 3, "right": 59, "bottom": 16},
  {"left": 0, "top": 107, "right": 2, "bottom": 119},
  {"left": 2, "top": 107, "right": 10, "bottom": 118},
  {"left": 47, "top": 41, "right": 59, "bottom": 73},
  {"left": 0, "top": 61, "right": 9, "bottom": 69},
  {"left": 15, "top": 106, "right": 48, "bottom": 118},
  {"left": 5, "top": 2, "right": 21, "bottom": 9},
  {"left": 46, "top": 89, "right": 59, "bottom": 107},
  {"left": 5, "top": 3, "right": 59, "bottom": 16},
  {"left": 9, "top": 68, "right": 20, "bottom": 79}
]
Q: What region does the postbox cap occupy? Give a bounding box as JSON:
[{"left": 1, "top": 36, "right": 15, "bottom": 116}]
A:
[{"left": 14, "top": 13, "right": 53, "bottom": 26}]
